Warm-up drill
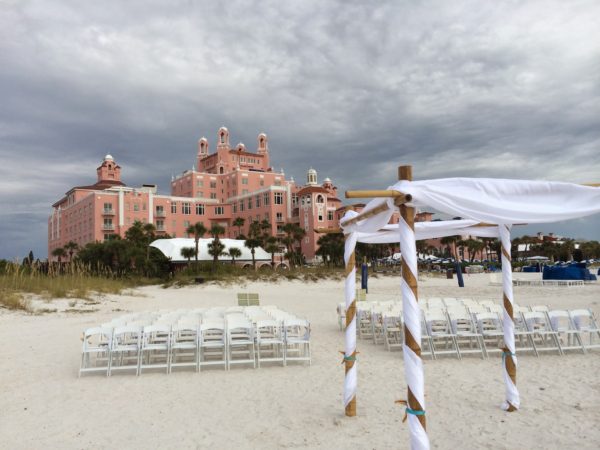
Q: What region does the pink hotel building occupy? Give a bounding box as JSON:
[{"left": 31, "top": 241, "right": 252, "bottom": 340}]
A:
[{"left": 48, "top": 127, "right": 345, "bottom": 262}]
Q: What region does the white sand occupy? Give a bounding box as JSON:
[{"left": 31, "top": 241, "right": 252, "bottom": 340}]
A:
[{"left": 1, "top": 273, "right": 599, "bottom": 449}]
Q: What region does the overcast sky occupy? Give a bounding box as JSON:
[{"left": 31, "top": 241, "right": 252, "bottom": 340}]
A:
[{"left": 1, "top": 0, "right": 599, "bottom": 260}]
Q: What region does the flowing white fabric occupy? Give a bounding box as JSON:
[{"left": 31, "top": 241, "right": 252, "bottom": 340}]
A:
[
  {"left": 342, "top": 211, "right": 359, "bottom": 408},
  {"left": 389, "top": 178, "right": 600, "bottom": 224},
  {"left": 399, "top": 213, "right": 430, "bottom": 450},
  {"left": 499, "top": 225, "right": 520, "bottom": 410},
  {"left": 354, "top": 220, "right": 499, "bottom": 244}
]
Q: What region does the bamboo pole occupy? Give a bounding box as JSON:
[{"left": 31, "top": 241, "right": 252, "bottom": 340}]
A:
[
  {"left": 343, "top": 205, "right": 357, "bottom": 417},
  {"left": 345, "top": 190, "right": 412, "bottom": 202},
  {"left": 398, "top": 165, "right": 429, "bottom": 448},
  {"left": 340, "top": 202, "right": 390, "bottom": 227}
]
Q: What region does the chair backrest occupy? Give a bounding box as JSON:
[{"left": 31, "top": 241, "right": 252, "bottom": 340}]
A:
[
  {"left": 476, "top": 312, "right": 502, "bottom": 332},
  {"left": 547, "top": 310, "right": 575, "bottom": 331},
  {"left": 255, "top": 319, "right": 281, "bottom": 340},
  {"left": 112, "top": 325, "right": 142, "bottom": 346},
  {"left": 284, "top": 319, "right": 310, "bottom": 340},
  {"left": 82, "top": 327, "right": 113, "bottom": 350},
  {"left": 523, "top": 311, "right": 551, "bottom": 331},
  {"left": 569, "top": 309, "right": 598, "bottom": 330},
  {"left": 531, "top": 305, "right": 549, "bottom": 312}
]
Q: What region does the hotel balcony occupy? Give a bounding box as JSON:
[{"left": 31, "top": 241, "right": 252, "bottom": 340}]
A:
[
  {"left": 102, "top": 224, "right": 115, "bottom": 230},
  {"left": 156, "top": 226, "right": 167, "bottom": 233},
  {"left": 102, "top": 208, "right": 115, "bottom": 215},
  {"left": 155, "top": 210, "right": 166, "bottom": 217}
]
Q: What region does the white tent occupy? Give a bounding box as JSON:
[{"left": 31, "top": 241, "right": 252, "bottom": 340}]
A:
[{"left": 150, "top": 238, "right": 272, "bottom": 263}]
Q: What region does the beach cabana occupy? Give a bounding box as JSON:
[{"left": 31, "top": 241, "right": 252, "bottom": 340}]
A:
[{"left": 339, "top": 166, "right": 600, "bottom": 450}]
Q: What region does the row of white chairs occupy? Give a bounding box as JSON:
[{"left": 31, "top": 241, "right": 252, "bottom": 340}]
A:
[
  {"left": 80, "top": 307, "right": 310, "bottom": 376},
  {"left": 337, "top": 300, "right": 600, "bottom": 360}
]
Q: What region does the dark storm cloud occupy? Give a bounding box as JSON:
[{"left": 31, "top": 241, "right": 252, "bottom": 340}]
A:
[{"left": 1, "top": 0, "right": 599, "bottom": 259}]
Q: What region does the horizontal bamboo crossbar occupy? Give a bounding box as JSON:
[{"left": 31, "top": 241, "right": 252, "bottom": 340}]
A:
[
  {"left": 340, "top": 202, "right": 391, "bottom": 227},
  {"left": 345, "top": 190, "right": 412, "bottom": 203},
  {"left": 583, "top": 183, "right": 600, "bottom": 187}
]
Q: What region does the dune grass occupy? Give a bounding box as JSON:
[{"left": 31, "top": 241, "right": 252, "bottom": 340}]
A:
[{"left": 0, "top": 261, "right": 155, "bottom": 311}]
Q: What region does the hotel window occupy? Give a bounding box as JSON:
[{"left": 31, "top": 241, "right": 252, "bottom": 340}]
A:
[
  {"left": 215, "top": 206, "right": 224, "bottom": 215},
  {"left": 327, "top": 211, "right": 334, "bottom": 221},
  {"left": 134, "top": 203, "right": 139, "bottom": 212},
  {"left": 182, "top": 203, "right": 191, "bottom": 215},
  {"left": 260, "top": 179, "right": 264, "bottom": 186},
  {"left": 264, "top": 213, "right": 269, "bottom": 221},
  {"left": 274, "top": 179, "right": 281, "bottom": 186},
  {"left": 103, "top": 202, "right": 112, "bottom": 212},
  {"left": 242, "top": 189, "right": 248, "bottom": 195},
  {"left": 197, "top": 180, "right": 203, "bottom": 187},
  {"left": 256, "top": 215, "right": 260, "bottom": 222},
  {"left": 263, "top": 192, "right": 270, "bottom": 205},
  {"left": 255, "top": 195, "right": 261, "bottom": 208},
  {"left": 210, "top": 181, "right": 217, "bottom": 189},
  {"left": 247, "top": 198, "right": 253, "bottom": 210},
  {"left": 156, "top": 220, "right": 164, "bottom": 231},
  {"left": 276, "top": 212, "right": 283, "bottom": 222},
  {"left": 196, "top": 204, "right": 204, "bottom": 215},
  {"left": 274, "top": 192, "right": 283, "bottom": 205},
  {"left": 142, "top": 203, "right": 147, "bottom": 211},
  {"left": 318, "top": 213, "right": 323, "bottom": 222},
  {"left": 171, "top": 202, "right": 177, "bottom": 214},
  {"left": 242, "top": 178, "right": 248, "bottom": 185},
  {"left": 183, "top": 220, "right": 190, "bottom": 230},
  {"left": 196, "top": 191, "right": 204, "bottom": 198},
  {"left": 210, "top": 193, "right": 217, "bottom": 199},
  {"left": 233, "top": 203, "right": 237, "bottom": 213},
  {"left": 239, "top": 201, "right": 245, "bottom": 212}
]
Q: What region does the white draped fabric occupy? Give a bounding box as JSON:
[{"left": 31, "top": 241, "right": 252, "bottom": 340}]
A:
[
  {"left": 354, "top": 220, "right": 499, "bottom": 244},
  {"left": 354, "top": 179, "right": 600, "bottom": 229}
]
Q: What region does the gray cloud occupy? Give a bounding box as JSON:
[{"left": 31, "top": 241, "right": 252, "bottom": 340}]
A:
[{"left": 1, "top": 0, "right": 599, "bottom": 259}]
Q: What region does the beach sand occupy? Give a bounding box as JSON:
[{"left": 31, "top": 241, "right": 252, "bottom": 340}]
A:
[{"left": 1, "top": 273, "right": 599, "bottom": 449}]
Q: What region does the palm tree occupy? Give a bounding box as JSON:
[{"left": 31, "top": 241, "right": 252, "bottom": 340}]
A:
[
  {"left": 232, "top": 217, "right": 245, "bottom": 238},
  {"left": 440, "top": 235, "right": 458, "bottom": 259},
  {"left": 63, "top": 241, "right": 79, "bottom": 262},
  {"left": 228, "top": 247, "right": 242, "bottom": 265},
  {"left": 245, "top": 221, "right": 263, "bottom": 269},
  {"left": 186, "top": 222, "right": 207, "bottom": 265},
  {"left": 180, "top": 247, "right": 196, "bottom": 267},
  {"left": 208, "top": 240, "right": 226, "bottom": 270},
  {"left": 51, "top": 247, "right": 66, "bottom": 263},
  {"left": 264, "top": 236, "right": 279, "bottom": 267},
  {"left": 209, "top": 224, "right": 225, "bottom": 269}
]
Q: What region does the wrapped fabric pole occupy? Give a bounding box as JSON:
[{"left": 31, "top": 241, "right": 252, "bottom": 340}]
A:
[
  {"left": 342, "top": 210, "right": 359, "bottom": 416},
  {"left": 499, "top": 224, "right": 519, "bottom": 411},
  {"left": 398, "top": 166, "right": 429, "bottom": 450}
]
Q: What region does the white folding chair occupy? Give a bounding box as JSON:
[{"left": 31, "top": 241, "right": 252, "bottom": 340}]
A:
[
  {"left": 448, "top": 311, "right": 486, "bottom": 359},
  {"left": 226, "top": 317, "right": 256, "bottom": 369},
  {"left": 570, "top": 309, "right": 600, "bottom": 350},
  {"left": 523, "top": 311, "right": 562, "bottom": 355},
  {"left": 139, "top": 324, "right": 171, "bottom": 374},
  {"left": 284, "top": 319, "right": 311, "bottom": 365},
  {"left": 383, "top": 310, "right": 403, "bottom": 351},
  {"left": 109, "top": 325, "right": 142, "bottom": 375},
  {"left": 199, "top": 321, "right": 227, "bottom": 370},
  {"left": 425, "top": 311, "right": 460, "bottom": 359},
  {"left": 548, "top": 310, "right": 586, "bottom": 354},
  {"left": 169, "top": 323, "right": 199, "bottom": 373},
  {"left": 79, "top": 327, "right": 113, "bottom": 377},
  {"left": 255, "top": 319, "right": 285, "bottom": 367},
  {"left": 475, "top": 312, "right": 504, "bottom": 355}
]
